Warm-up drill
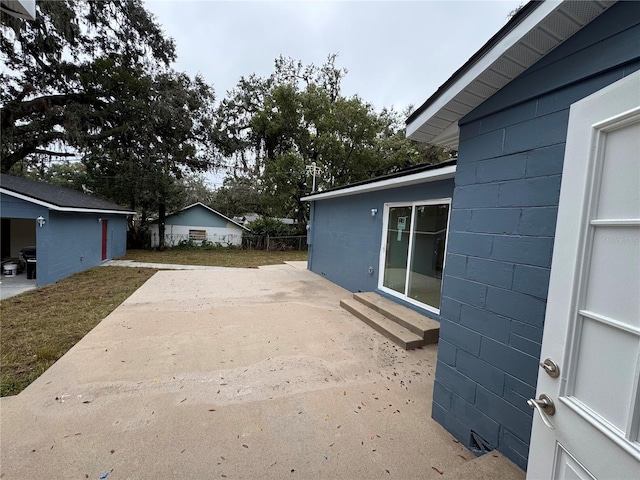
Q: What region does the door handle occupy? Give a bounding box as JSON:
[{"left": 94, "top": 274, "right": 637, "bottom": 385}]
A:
[{"left": 528, "top": 394, "right": 555, "bottom": 429}]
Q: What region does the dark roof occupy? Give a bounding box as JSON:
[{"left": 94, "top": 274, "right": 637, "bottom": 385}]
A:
[
  {"left": 309, "top": 159, "right": 457, "bottom": 196},
  {"left": 0, "top": 174, "right": 133, "bottom": 213},
  {"left": 406, "top": 1, "right": 540, "bottom": 125}
]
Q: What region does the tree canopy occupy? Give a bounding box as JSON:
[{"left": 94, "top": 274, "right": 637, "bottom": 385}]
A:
[
  {"left": 214, "top": 55, "right": 452, "bottom": 225},
  {"left": 2, "top": 2, "right": 453, "bottom": 239}
]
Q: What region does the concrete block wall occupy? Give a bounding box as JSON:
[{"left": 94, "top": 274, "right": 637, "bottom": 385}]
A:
[
  {"left": 432, "top": 2, "right": 640, "bottom": 470},
  {"left": 39, "top": 212, "right": 127, "bottom": 286},
  {"left": 309, "top": 178, "right": 454, "bottom": 295}
]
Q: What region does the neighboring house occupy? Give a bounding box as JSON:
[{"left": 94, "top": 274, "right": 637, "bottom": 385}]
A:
[
  {"left": 0, "top": 174, "right": 133, "bottom": 286},
  {"left": 305, "top": 1, "right": 640, "bottom": 477},
  {"left": 149, "top": 202, "right": 249, "bottom": 248}
]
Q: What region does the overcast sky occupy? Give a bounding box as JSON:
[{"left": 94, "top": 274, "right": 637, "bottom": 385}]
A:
[
  {"left": 143, "top": 0, "right": 523, "bottom": 186},
  {"left": 145, "top": 0, "right": 522, "bottom": 110}
]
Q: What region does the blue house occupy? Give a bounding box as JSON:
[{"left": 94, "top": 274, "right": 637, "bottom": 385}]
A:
[
  {"left": 0, "top": 174, "right": 133, "bottom": 286},
  {"left": 149, "top": 202, "right": 249, "bottom": 248},
  {"left": 305, "top": 1, "right": 640, "bottom": 477}
]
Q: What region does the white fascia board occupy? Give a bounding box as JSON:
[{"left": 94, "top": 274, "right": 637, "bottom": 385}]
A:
[
  {"left": 0, "top": 0, "right": 36, "bottom": 19},
  {"left": 0, "top": 189, "right": 135, "bottom": 215},
  {"left": 301, "top": 165, "right": 456, "bottom": 202},
  {"left": 406, "top": 0, "right": 562, "bottom": 142}
]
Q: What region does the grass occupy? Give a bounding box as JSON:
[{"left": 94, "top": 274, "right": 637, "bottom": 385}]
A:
[
  {"left": 0, "top": 267, "right": 158, "bottom": 396},
  {"left": 123, "top": 248, "right": 308, "bottom": 267},
  {"left": 0, "top": 249, "right": 308, "bottom": 397}
]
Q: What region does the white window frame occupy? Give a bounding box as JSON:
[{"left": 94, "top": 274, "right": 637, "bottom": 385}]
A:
[{"left": 377, "top": 198, "right": 452, "bottom": 314}]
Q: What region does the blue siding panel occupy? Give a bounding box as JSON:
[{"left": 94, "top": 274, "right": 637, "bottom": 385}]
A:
[
  {"left": 519, "top": 207, "right": 558, "bottom": 237},
  {"left": 511, "top": 322, "right": 543, "bottom": 344},
  {"left": 475, "top": 154, "right": 527, "bottom": 183},
  {"left": 475, "top": 385, "right": 532, "bottom": 443},
  {"left": 438, "top": 339, "right": 457, "bottom": 366},
  {"left": 468, "top": 208, "right": 520, "bottom": 235},
  {"left": 436, "top": 361, "right": 477, "bottom": 404},
  {"left": 454, "top": 164, "right": 477, "bottom": 186},
  {"left": 166, "top": 204, "right": 231, "bottom": 228},
  {"left": 485, "top": 287, "right": 547, "bottom": 327},
  {"left": 524, "top": 144, "right": 565, "bottom": 178},
  {"left": 444, "top": 253, "right": 467, "bottom": 278},
  {"left": 479, "top": 337, "right": 539, "bottom": 387},
  {"left": 439, "top": 296, "right": 463, "bottom": 322},
  {"left": 450, "top": 394, "right": 501, "bottom": 448},
  {"left": 465, "top": 257, "right": 514, "bottom": 289},
  {"left": 504, "top": 375, "right": 536, "bottom": 413},
  {"left": 512, "top": 264, "right": 551, "bottom": 299},
  {"left": 449, "top": 209, "right": 472, "bottom": 231},
  {"left": 497, "top": 176, "right": 562, "bottom": 208},
  {"left": 433, "top": 381, "right": 453, "bottom": 410},
  {"left": 503, "top": 111, "right": 569, "bottom": 154},
  {"left": 459, "top": 305, "right": 512, "bottom": 344},
  {"left": 491, "top": 236, "right": 554, "bottom": 268},
  {"left": 447, "top": 232, "right": 493, "bottom": 257},
  {"left": 439, "top": 318, "right": 482, "bottom": 356},
  {"left": 500, "top": 429, "right": 529, "bottom": 471},
  {"left": 456, "top": 349, "right": 505, "bottom": 396},
  {"left": 442, "top": 276, "right": 487, "bottom": 309},
  {"left": 452, "top": 184, "right": 499, "bottom": 208}
]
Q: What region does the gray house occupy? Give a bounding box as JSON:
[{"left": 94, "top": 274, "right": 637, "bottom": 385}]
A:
[
  {"left": 149, "top": 202, "right": 248, "bottom": 248},
  {"left": 305, "top": 1, "right": 639, "bottom": 477},
  {"left": 0, "top": 174, "right": 133, "bottom": 286}
]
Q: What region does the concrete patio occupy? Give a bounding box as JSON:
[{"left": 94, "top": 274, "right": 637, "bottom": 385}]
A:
[
  {"left": 0, "top": 263, "right": 524, "bottom": 479},
  {"left": 0, "top": 270, "right": 37, "bottom": 300}
]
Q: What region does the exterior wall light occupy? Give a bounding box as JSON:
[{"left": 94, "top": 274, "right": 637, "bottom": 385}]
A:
[
  {"left": 36, "top": 216, "right": 46, "bottom": 227},
  {"left": 98, "top": 217, "right": 102, "bottom": 223},
  {"left": 371, "top": 208, "right": 378, "bottom": 217}
]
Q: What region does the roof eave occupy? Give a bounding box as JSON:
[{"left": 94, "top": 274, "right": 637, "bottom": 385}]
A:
[
  {"left": 0, "top": 188, "right": 134, "bottom": 215},
  {"left": 302, "top": 164, "right": 456, "bottom": 202},
  {"left": 406, "top": 0, "right": 616, "bottom": 148}
]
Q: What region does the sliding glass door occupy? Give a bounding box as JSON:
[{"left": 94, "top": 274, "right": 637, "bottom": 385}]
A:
[{"left": 380, "top": 200, "right": 450, "bottom": 313}]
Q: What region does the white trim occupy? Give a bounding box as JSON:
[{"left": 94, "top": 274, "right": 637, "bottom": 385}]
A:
[
  {"left": 0, "top": 188, "right": 135, "bottom": 215},
  {"left": 301, "top": 165, "right": 456, "bottom": 202},
  {"left": 407, "top": 1, "right": 613, "bottom": 148},
  {"left": 377, "top": 198, "right": 452, "bottom": 315},
  {"left": 406, "top": 1, "right": 563, "bottom": 143}
]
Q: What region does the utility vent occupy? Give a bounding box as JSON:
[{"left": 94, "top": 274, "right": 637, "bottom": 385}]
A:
[
  {"left": 189, "top": 230, "right": 207, "bottom": 242},
  {"left": 469, "top": 430, "right": 494, "bottom": 455}
]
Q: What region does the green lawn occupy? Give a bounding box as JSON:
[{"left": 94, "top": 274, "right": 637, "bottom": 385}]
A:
[{"left": 123, "top": 248, "right": 307, "bottom": 267}]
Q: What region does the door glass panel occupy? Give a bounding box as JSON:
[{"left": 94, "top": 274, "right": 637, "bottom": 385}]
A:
[
  {"left": 383, "top": 206, "right": 412, "bottom": 295},
  {"left": 407, "top": 204, "right": 449, "bottom": 309},
  {"left": 596, "top": 123, "right": 640, "bottom": 220},
  {"left": 572, "top": 317, "right": 638, "bottom": 432},
  {"left": 584, "top": 227, "right": 640, "bottom": 327}
]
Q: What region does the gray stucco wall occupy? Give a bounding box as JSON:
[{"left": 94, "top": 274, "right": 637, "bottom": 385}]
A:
[
  {"left": 309, "top": 178, "right": 455, "bottom": 298},
  {"left": 1, "top": 194, "right": 128, "bottom": 286},
  {"left": 165, "top": 204, "right": 231, "bottom": 228},
  {"left": 432, "top": 2, "right": 640, "bottom": 470}
]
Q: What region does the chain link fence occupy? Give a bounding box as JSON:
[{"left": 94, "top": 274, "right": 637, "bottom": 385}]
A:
[{"left": 242, "top": 235, "right": 308, "bottom": 251}]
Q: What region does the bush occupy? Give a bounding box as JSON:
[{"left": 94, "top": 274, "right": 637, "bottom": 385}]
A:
[{"left": 245, "top": 217, "right": 293, "bottom": 237}]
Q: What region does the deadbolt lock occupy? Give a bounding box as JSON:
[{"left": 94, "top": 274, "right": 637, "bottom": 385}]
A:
[{"left": 540, "top": 358, "right": 560, "bottom": 378}]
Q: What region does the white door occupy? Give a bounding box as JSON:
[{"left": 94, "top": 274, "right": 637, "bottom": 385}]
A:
[{"left": 527, "top": 71, "right": 640, "bottom": 479}]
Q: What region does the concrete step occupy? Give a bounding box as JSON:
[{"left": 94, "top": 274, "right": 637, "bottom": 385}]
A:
[
  {"left": 340, "top": 298, "right": 424, "bottom": 350},
  {"left": 353, "top": 292, "right": 439, "bottom": 344}
]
